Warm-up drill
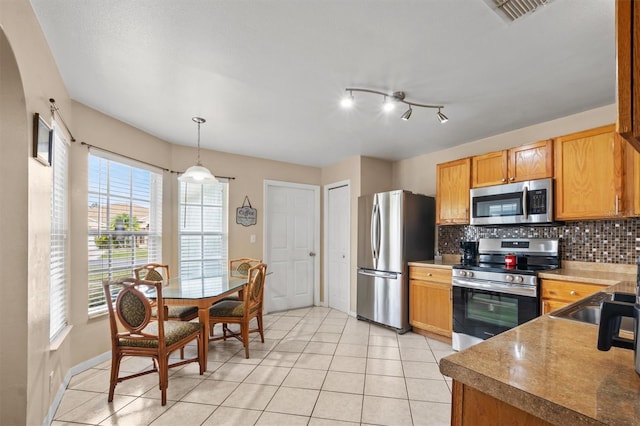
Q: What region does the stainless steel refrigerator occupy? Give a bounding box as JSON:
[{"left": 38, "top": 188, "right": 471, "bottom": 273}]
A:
[{"left": 357, "top": 190, "right": 435, "bottom": 333}]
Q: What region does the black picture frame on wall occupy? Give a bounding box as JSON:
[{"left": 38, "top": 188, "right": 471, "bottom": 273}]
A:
[{"left": 33, "top": 112, "right": 52, "bottom": 166}]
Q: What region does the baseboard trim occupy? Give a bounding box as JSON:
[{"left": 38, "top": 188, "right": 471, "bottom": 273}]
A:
[{"left": 43, "top": 351, "right": 111, "bottom": 426}]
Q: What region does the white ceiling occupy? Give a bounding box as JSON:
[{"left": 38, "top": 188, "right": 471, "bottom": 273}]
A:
[{"left": 30, "top": 0, "right": 615, "bottom": 168}]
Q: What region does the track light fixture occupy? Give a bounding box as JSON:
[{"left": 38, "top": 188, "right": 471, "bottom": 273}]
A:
[
  {"left": 401, "top": 106, "right": 412, "bottom": 121},
  {"left": 341, "top": 88, "right": 448, "bottom": 123},
  {"left": 340, "top": 91, "right": 354, "bottom": 108},
  {"left": 437, "top": 108, "right": 448, "bottom": 124}
]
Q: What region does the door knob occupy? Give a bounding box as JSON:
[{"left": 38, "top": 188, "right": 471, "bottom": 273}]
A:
[{"left": 309, "top": 252, "right": 316, "bottom": 257}]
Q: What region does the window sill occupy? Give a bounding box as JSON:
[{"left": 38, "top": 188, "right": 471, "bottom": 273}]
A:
[
  {"left": 88, "top": 309, "right": 108, "bottom": 320},
  {"left": 49, "top": 325, "right": 73, "bottom": 351}
]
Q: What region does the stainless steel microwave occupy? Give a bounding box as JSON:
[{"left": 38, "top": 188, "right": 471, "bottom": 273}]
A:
[{"left": 470, "top": 178, "right": 553, "bottom": 225}]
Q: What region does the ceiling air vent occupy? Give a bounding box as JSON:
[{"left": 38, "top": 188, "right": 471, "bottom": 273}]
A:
[{"left": 484, "top": 0, "right": 555, "bottom": 22}]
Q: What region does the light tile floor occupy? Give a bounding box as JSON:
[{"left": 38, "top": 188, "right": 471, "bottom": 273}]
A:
[{"left": 52, "top": 307, "right": 454, "bottom": 426}]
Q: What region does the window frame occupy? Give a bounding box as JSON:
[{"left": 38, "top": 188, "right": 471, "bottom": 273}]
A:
[
  {"left": 177, "top": 179, "right": 229, "bottom": 280},
  {"left": 50, "top": 119, "right": 69, "bottom": 342},
  {"left": 87, "top": 150, "right": 163, "bottom": 316}
]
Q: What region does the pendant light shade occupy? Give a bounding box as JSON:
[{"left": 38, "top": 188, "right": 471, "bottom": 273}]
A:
[{"left": 179, "top": 117, "right": 217, "bottom": 183}]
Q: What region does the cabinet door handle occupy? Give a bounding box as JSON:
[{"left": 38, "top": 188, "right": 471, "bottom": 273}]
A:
[
  {"left": 615, "top": 195, "right": 619, "bottom": 216},
  {"left": 570, "top": 290, "right": 576, "bottom": 296},
  {"left": 427, "top": 273, "right": 432, "bottom": 276},
  {"left": 449, "top": 287, "right": 453, "bottom": 302},
  {"left": 509, "top": 176, "right": 515, "bottom": 181},
  {"left": 501, "top": 178, "right": 506, "bottom": 183}
]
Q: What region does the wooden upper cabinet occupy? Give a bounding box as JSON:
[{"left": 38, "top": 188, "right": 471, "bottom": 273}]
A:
[
  {"left": 471, "top": 140, "right": 553, "bottom": 188},
  {"left": 616, "top": 0, "right": 640, "bottom": 151},
  {"left": 436, "top": 158, "right": 471, "bottom": 224},
  {"left": 633, "top": 147, "right": 640, "bottom": 215},
  {"left": 508, "top": 140, "right": 554, "bottom": 182},
  {"left": 471, "top": 151, "right": 507, "bottom": 187},
  {"left": 554, "top": 124, "right": 624, "bottom": 220},
  {"left": 623, "top": 139, "right": 640, "bottom": 216}
]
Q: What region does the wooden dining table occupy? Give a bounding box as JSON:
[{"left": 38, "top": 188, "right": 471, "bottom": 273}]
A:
[{"left": 161, "top": 273, "right": 248, "bottom": 368}]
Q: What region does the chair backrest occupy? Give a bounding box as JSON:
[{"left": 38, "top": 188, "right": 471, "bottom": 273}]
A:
[
  {"left": 229, "top": 258, "right": 261, "bottom": 277},
  {"left": 243, "top": 263, "right": 267, "bottom": 315},
  {"left": 103, "top": 278, "right": 166, "bottom": 346},
  {"left": 134, "top": 263, "right": 170, "bottom": 283}
]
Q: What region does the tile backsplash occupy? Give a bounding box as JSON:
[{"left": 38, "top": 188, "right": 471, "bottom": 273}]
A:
[{"left": 438, "top": 218, "right": 640, "bottom": 264}]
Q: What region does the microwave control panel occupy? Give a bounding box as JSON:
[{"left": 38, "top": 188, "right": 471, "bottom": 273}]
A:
[{"left": 528, "top": 189, "right": 547, "bottom": 214}]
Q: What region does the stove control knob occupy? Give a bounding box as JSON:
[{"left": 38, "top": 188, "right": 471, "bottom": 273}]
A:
[
  {"left": 459, "top": 271, "right": 467, "bottom": 277},
  {"left": 467, "top": 271, "right": 474, "bottom": 278},
  {"left": 505, "top": 275, "right": 514, "bottom": 282},
  {"left": 514, "top": 276, "right": 524, "bottom": 283}
]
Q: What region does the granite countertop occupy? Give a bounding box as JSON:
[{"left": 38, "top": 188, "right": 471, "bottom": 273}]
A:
[
  {"left": 408, "top": 254, "right": 459, "bottom": 269},
  {"left": 440, "top": 279, "right": 640, "bottom": 425},
  {"left": 539, "top": 261, "right": 637, "bottom": 285}
]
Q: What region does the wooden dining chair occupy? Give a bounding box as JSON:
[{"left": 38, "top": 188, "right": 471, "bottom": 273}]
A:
[
  {"left": 218, "top": 258, "right": 262, "bottom": 303},
  {"left": 134, "top": 263, "right": 198, "bottom": 359},
  {"left": 209, "top": 263, "right": 267, "bottom": 358},
  {"left": 134, "top": 263, "right": 198, "bottom": 322},
  {"left": 229, "top": 258, "right": 262, "bottom": 277},
  {"left": 102, "top": 278, "right": 204, "bottom": 406}
]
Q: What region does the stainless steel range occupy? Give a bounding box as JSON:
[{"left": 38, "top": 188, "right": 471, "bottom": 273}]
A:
[{"left": 452, "top": 238, "right": 559, "bottom": 351}]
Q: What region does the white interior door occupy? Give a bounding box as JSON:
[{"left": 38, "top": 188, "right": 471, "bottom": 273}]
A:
[
  {"left": 264, "top": 180, "right": 319, "bottom": 313},
  {"left": 326, "top": 182, "right": 350, "bottom": 314}
]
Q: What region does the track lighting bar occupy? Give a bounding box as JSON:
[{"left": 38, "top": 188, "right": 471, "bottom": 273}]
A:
[{"left": 342, "top": 87, "right": 448, "bottom": 122}]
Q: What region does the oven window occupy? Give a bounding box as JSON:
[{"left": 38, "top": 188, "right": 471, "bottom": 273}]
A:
[
  {"left": 466, "top": 292, "right": 518, "bottom": 328},
  {"left": 473, "top": 192, "right": 523, "bottom": 218}
]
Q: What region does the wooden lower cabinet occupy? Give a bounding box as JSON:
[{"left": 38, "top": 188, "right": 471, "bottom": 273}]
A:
[
  {"left": 451, "top": 381, "right": 553, "bottom": 426},
  {"left": 540, "top": 279, "right": 606, "bottom": 315},
  {"left": 409, "top": 266, "right": 452, "bottom": 339}
]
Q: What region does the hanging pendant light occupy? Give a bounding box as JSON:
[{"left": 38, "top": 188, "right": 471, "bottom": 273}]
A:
[{"left": 179, "top": 117, "right": 217, "bottom": 183}]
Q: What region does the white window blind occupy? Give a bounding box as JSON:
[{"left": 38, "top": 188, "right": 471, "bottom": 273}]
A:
[
  {"left": 88, "top": 152, "right": 163, "bottom": 315},
  {"left": 178, "top": 180, "right": 228, "bottom": 282},
  {"left": 50, "top": 120, "right": 69, "bottom": 341}
]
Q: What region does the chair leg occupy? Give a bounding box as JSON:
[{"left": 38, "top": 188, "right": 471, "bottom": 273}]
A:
[
  {"left": 158, "top": 355, "right": 169, "bottom": 406},
  {"left": 198, "top": 331, "right": 205, "bottom": 375},
  {"left": 180, "top": 347, "right": 185, "bottom": 359},
  {"left": 108, "top": 352, "right": 122, "bottom": 402},
  {"left": 257, "top": 312, "right": 265, "bottom": 343},
  {"left": 222, "top": 324, "right": 229, "bottom": 340},
  {"left": 242, "top": 322, "right": 250, "bottom": 358}
]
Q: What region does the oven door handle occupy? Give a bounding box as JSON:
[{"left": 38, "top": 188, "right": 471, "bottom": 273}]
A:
[
  {"left": 452, "top": 278, "right": 537, "bottom": 298},
  {"left": 522, "top": 186, "right": 528, "bottom": 220}
]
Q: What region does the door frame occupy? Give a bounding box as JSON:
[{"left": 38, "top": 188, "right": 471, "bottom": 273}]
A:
[
  {"left": 323, "top": 180, "right": 351, "bottom": 312},
  {"left": 263, "top": 179, "right": 321, "bottom": 311}
]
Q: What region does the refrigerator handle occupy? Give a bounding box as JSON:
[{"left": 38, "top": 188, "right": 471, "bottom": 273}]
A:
[
  {"left": 371, "top": 202, "right": 378, "bottom": 264},
  {"left": 358, "top": 269, "right": 398, "bottom": 279},
  {"left": 374, "top": 201, "right": 381, "bottom": 262}
]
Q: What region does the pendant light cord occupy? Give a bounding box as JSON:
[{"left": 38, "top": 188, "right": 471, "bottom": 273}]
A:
[{"left": 196, "top": 120, "right": 202, "bottom": 166}]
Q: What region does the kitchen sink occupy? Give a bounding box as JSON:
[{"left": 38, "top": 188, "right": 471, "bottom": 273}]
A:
[
  {"left": 550, "top": 291, "right": 635, "bottom": 333},
  {"left": 567, "top": 305, "right": 601, "bottom": 325}
]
